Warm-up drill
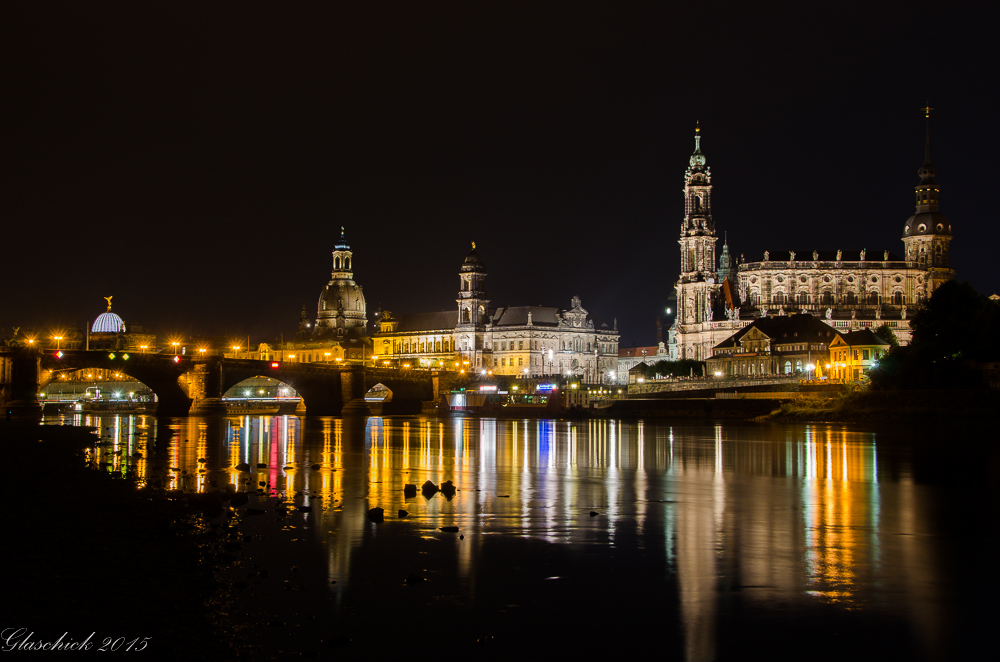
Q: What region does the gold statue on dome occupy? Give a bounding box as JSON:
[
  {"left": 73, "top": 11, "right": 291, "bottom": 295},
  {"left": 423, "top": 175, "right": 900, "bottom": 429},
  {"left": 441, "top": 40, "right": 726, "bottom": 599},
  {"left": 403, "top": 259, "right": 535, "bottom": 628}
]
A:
[
  {"left": 472, "top": 241, "right": 476, "bottom": 250},
  {"left": 104, "top": 296, "right": 113, "bottom": 311}
]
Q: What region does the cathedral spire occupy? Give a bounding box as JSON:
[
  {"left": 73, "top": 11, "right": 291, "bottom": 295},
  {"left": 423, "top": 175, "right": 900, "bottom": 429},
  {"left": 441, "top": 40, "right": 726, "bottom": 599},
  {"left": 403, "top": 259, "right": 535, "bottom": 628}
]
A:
[
  {"left": 688, "top": 121, "right": 707, "bottom": 172},
  {"left": 914, "top": 106, "right": 939, "bottom": 211}
]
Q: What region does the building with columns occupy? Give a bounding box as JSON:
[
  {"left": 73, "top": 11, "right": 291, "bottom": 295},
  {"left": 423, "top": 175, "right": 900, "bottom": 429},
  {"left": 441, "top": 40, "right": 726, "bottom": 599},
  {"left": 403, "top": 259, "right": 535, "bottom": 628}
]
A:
[
  {"left": 374, "top": 245, "right": 620, "bottom": 382},
  {"left": 670, "top": 115, "right": 954, "bottom": 360}
]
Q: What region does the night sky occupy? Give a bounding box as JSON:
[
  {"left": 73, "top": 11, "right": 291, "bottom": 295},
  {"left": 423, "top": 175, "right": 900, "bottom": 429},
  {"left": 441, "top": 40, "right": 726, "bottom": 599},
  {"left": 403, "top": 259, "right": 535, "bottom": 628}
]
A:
[{"left": 6, "top": 1, "right": 997, "bottom": 348}]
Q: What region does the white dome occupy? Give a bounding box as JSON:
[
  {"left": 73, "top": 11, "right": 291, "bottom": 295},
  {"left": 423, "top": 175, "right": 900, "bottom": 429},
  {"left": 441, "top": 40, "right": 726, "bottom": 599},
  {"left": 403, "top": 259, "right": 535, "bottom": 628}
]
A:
[{"left": 92, "top": 312, "right": 125, "bottom": 333}]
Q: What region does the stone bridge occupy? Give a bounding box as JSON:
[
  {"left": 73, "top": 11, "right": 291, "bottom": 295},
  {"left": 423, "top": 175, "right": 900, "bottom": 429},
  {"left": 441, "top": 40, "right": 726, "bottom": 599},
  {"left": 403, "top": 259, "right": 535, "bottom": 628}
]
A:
[{"left": 1, "top": 349, "right": 448, "bottom": 417}]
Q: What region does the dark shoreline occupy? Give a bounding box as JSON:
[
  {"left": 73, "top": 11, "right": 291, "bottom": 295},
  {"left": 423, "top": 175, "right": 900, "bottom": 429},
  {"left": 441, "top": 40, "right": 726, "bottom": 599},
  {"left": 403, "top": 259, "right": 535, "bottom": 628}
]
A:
[{"left": 1, "top": 421, "right": 248, "bottom": 660}]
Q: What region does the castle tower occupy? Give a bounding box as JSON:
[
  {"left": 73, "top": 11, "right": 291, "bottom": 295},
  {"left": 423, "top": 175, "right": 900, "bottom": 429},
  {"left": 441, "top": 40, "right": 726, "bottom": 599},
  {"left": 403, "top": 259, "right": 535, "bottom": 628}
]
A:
[
  {"left": 314, "top": 227, "right": 368, "bottom": 339},
  {"left": 902, "top": 107, "right": 954, "bottom": 299}
]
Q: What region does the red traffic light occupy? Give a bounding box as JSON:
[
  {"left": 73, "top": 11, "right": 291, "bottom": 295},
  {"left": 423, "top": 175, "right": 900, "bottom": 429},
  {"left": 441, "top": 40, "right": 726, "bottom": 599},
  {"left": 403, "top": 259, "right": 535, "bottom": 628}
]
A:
[{"left": 54, "top": 351, "right": 63, "bottom": 359}]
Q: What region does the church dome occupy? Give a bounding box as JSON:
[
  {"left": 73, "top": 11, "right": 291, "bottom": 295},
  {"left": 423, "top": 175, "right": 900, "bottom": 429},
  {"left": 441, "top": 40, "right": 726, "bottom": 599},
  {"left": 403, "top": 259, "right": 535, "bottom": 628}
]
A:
[
  {"left": 904, "top": 211, "right": 951, "bottom": 237},
  {"left": 318, "top": 279, "right": 366, "bottom": 318},
  {"left": 92, "top": 311, "right": 125, "bottom": 333}
]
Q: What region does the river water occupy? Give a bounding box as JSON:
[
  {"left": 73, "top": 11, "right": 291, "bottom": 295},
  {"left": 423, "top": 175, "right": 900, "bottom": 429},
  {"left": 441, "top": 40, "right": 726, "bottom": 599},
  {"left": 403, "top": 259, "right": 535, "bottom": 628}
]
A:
[{"left": 51, "top": 413, "right": 994, "bottom": 660}]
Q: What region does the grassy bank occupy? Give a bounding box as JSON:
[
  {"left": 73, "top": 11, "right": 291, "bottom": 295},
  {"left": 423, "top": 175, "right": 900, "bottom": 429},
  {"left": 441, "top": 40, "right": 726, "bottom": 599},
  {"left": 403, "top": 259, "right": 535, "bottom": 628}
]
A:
[
  {"left": 0, "top": 421, "right": 247, "bottom": 660},
  {"left": 766, "top": 389, "right": 1000, "bottom": 423}
]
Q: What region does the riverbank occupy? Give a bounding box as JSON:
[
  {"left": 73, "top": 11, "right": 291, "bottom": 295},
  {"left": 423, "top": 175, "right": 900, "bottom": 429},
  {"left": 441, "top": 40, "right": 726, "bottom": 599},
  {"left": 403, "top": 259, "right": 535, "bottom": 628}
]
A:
[
  {"left": 0, "top": 421, "right": 248, "bottom": 659},
  {"left": 764, "top": 388, "right": 1000, "bottom": 423}
]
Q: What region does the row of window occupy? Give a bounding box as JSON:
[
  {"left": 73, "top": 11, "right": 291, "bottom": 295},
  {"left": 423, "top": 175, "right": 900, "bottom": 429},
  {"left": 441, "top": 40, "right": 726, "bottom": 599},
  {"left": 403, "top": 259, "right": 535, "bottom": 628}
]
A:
[
  {"left": 748, "top": 291, "right": 912, "bottom": 306},
  {"left": 386, "top": 337, "right": 618, "bottom": 355}
]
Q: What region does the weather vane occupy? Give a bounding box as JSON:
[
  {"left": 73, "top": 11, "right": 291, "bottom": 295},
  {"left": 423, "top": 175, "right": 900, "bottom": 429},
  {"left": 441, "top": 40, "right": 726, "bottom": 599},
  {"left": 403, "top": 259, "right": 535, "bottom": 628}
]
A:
[{"left": 104, "top": 295, "right": 113, "bottom": 311}]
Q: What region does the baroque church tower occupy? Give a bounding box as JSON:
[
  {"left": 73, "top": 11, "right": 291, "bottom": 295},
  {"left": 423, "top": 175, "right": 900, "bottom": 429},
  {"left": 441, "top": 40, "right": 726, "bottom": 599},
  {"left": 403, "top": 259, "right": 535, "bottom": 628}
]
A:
[
  {"left": 313, "top": 227, "right": 368, "bottom": 339},
  {"left": 902, "top": 107, "right": 954, "bottom": 297},
  {"left": 671, "top": 124, "right": 725, "bottom": 359},
  {"left": 456, "top": 242, "right": 489, "bottom": 329}
]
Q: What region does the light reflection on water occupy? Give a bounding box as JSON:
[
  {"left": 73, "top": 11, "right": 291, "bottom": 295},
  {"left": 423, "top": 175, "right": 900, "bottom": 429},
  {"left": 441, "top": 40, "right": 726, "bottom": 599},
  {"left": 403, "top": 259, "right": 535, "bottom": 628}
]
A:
[{"left": 56, "top": 412, "right": 951, "bottom": 659}]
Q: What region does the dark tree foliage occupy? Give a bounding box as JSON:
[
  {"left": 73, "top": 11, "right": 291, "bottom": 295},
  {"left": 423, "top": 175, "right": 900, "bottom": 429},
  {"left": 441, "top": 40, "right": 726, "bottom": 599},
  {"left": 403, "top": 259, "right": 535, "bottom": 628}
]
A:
[
  {"left": 873, "top": 323, "right": 899, "bottom": 348},
  {"left": 870, "top": 281, "right": 1000, "bottom": 390},
  {"left": 638, "top": 359, "right": 705, "bottom": 379}
]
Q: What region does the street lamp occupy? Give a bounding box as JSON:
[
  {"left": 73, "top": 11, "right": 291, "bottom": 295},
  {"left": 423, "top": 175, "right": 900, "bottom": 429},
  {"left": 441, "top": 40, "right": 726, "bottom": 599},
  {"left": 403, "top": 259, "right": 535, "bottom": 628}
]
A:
[
  {"left": 53, "top": 336, "right": 63, "bottom": 350},
  {"left": 171, "top": 342, "right": 180, "bottom": 355}
]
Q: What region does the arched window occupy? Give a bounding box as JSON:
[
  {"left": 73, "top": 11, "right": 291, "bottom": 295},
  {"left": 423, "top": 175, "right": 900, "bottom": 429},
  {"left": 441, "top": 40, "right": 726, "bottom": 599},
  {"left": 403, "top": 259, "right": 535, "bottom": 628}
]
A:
[
  {"left": 463, "top": 307, "right": 471, "bottom": 323},
  {"left": 345, "top": 257, "right": 351, "bottom": 270},
  {"left": 784, "top": 361, "right": 792, "bottom": 374},
  {"left": 821, "top": 291, "right": 834, "bottom": 305},
  {"left": 845, "top": 291, "right": 857, "bottom": 305},
  {"left": 774, "top": 291, "right": 785, "bottom": 304},
  {"left": 797, "top": 292, "right": 810, "bottom": 305},
  {"left": 868, "top": 291, "right": 880, "bottom": 305},
  {"left": 893, "top": 291, "right": 903, "bottom": 305},
  {"left": 334, "top": 257, "right": 341, "bottom": 269}
]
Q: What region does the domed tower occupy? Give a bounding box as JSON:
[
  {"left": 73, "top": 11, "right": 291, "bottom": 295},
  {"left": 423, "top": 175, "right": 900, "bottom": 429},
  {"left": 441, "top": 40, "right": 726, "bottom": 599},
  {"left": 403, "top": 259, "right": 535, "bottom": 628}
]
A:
[
  {"left": 902, "top": 107, "right": 954, "bottom": 298},
  {"left": 314, "top": 227, "right": 368, "bottom": 339},
  {"left": 456, "top": 242, "right": 489, "bottom": 329}
]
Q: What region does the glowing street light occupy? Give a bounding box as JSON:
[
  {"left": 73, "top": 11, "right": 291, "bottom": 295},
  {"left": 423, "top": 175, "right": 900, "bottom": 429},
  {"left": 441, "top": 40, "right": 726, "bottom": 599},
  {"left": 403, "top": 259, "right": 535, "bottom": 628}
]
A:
[
  {"left": 171, "top": 342, "right": 180, "bottom": 355},
  {"left": 53, "top": 336, "right": 63, "bottom": 350}
]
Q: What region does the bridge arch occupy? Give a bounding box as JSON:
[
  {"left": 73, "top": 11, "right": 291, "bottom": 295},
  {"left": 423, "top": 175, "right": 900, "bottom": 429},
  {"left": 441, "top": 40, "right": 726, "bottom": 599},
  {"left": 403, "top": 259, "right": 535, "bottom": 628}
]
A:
[{"left": 39, "top": 351, "right": 198, "bottom": 416}]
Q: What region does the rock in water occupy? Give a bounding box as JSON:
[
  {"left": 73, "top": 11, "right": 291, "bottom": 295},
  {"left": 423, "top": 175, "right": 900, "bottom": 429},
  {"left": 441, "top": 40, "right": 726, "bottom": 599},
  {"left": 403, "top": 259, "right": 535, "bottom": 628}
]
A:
[
  {"left": 398, "top": 509, "right": 409, "bottom": 518},
  {"left": 421, "top": 480, "right": 439, "bottom": 497},
  {"left": 367, "top": 507, "right": 385, "bottom": 523},
  {"left": 403, "top": 484, "right": 417, "bottom": 497},
  {"left": 439, "top": 526, "right": 459, "bottom": 532},
  {"left": 440, "top": 480, "right": 456, "bottom": 498}
]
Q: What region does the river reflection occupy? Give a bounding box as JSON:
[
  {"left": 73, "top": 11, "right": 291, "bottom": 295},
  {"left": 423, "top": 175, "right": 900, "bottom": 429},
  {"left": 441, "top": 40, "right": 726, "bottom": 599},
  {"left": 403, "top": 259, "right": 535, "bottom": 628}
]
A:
[{"left": 56, "top": 413, "right": 969, "bottom": 660}]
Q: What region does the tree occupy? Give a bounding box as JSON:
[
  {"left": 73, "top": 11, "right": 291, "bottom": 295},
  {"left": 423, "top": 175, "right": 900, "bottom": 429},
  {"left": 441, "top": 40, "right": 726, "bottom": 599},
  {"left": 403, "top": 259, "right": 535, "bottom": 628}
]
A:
[
  {"left": 873, "top": 323, "right": 899, "bottom": 348},
  {"left": 869, "top": 281, "right": 1000, "bottom": 390}
]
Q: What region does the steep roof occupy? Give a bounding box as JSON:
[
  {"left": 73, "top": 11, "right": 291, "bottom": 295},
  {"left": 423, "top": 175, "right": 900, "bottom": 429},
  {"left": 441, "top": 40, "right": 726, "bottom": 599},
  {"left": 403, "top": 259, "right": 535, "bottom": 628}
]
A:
[
  {"left": 838, "top": 329, "right": 891, "bottom": 347},
  {"left": 391, "top": 311, "right": 458, "bottom": 333},
  {"left": 491, "top": 306, "right": 561, "bottom": 326},
  {"left": 713, "top": 313, "right": 838, "bottom": 350}
]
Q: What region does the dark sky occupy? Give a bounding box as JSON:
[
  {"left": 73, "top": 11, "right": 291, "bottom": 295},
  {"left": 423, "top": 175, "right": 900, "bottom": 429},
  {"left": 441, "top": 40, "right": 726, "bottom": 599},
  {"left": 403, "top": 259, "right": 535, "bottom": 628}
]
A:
[{"left": 6, "top": 1, "right": 997, "bottom": 348}]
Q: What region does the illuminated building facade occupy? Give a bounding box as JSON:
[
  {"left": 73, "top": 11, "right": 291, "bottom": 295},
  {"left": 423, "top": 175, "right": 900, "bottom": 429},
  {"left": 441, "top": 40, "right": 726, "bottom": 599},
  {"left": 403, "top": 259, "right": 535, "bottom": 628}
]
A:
[
  {"left": 827, "top": 329, "right": 891, "bottom": 381},
  {"left": 670, "top": 115, "right": 954, "bottom": 360},
  {"left": 374, "top": 246, "right": 620, "bottom": 382},
  {"left": 705, "top": 314, "right": 841, "bottom": 378}
]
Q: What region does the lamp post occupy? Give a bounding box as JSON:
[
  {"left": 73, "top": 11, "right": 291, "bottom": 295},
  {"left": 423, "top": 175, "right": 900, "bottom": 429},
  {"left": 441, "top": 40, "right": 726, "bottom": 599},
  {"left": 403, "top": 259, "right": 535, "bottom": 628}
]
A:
[{"left": 53, "top": 336, "right": 63, "bottom": 350}]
